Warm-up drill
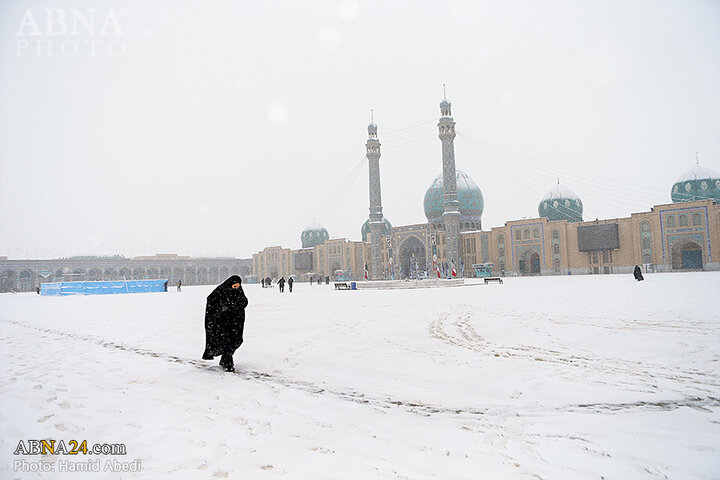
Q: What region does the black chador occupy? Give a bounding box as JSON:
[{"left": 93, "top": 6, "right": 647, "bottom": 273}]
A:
[
  {"left": 202, "top": 275, "right": 248, "bottom": 372},
  {"left": 633, "top": 265, "right": 644, "bottom": 281}
]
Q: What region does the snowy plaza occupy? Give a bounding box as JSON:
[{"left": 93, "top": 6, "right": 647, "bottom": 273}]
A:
[{"left": 1, "top": 272, "right": 719, "bottom": 479}]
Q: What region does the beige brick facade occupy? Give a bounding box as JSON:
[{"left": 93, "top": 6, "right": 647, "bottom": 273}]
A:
[{"left": 252, "top": 200, "right": 719, "bottom": 281}]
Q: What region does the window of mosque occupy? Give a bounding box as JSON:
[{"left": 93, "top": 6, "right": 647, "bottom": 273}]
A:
[
  {"left": 515, "top": 230, "right": 521, "bottom": 241},
  {"left": 524, "top": 229, "right": 530, "bottom": 239},
  {"left": 552, "top": 229, "right": 559, "bottom": 240},
  {"left": 642, "top": 238, "right": 651, "bottom": 250},
  {"left": 640, "top": 221, "right": 651, "bottom": 232},
  {"left": 553, "top": 258, "right": 560, "bottom": 272},
  {"left": 602, "top": 250, "right": 609, "bottom": 263},
  {"left": 498, "top": 234, "right": 505, "bottom": 245},
  {"left": 442, "top": 236, "right": 446, "bottom": 245},
  {"left": 591, "top": 251, "right": 598, "bottom": 263},
  {"left": 666, "top": 215, "right": 675, "bottom": 228},
  {"left": 498, "top": 247, "right": 505, "bottom": 258},
  {"left": 553, "top": 244, "right": 560, "bottom": 254},
  {"left": 679, "top": 214, "right": 688, "bottom": 227},
  {"left": 692, "top": 213, "right": 702, "bottom": 226},
  {"left": 533, "top": 228, "right": 539, "bottom": 238}
]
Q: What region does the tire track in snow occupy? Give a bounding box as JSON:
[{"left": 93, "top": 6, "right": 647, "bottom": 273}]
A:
[
  {"left": 428, "top": 310, "right": 720, "bottom": 390},
  {"left": 4, "top": 318, "right": 718, "bottom": 417}
]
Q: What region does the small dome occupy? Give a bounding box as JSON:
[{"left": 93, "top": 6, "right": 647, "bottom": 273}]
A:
[
  {"left": 671, "top": 164, "right": 720, "bottom": 203},
  {"left": 301, "top": 223, "right": 329, "bottom": 248},
  {"left": 538, "top": 184, "right": 583, "bottom": 222},
  {"left": 368, "top": 122, "right": 377, "bottom": 135},
  {"left": 361, "top": 218, "right": 392, "bottom": 242},
  {"left": 440, "top": 99, "right": 451, "bottom": 108},
  {"left": 424, "top": 171, "right": 483, "bottom": 230}
]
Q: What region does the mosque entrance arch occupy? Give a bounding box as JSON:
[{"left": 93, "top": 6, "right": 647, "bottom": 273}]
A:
[
  {"left": 399, "top": 236, "right": 427, "bottom": 279},
  {"left": 1, "top": 270, "right": 18, "bottom": 292},
  {"left": 518, "top": 249, "right": 541, "bottom": 275},
  {"left": 671, "top": 240, "right": 703, "bottom": 270}
]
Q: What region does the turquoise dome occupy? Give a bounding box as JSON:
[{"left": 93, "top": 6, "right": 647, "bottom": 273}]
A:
[
  {"left": 671, "top": 164, "right": 720, "bottom": 203},
  {"left": 361, "top": 218, "right": 392, "bottom": 242},
  {"left": 301, "top": 223, "right": 329, "bottom": 248},
  {"left": 423, "top": 170, "right": 484, "bottom": 230},
  {"left": 538, "top": 184, "right": 583, "bottom": 222}
]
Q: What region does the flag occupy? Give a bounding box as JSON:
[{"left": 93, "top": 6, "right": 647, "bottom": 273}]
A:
[
  {"left": 364, "top": 263, "right": 368, "bottom": 280},
  {"left": 451, "top": 259, "right": 457, "bottom": 277},
  {"left": 389, "top": 256, "right": 394, "bottom": 280},
  {"left": 460, "top": 257, "right": 464, "bottom": 277}
]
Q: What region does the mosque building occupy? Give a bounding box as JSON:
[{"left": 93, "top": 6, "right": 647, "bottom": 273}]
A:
[{"left": 252, "top": 95, "right": 720, "bottom": 281}]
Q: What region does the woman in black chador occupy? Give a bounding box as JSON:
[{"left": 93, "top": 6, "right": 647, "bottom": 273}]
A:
[
  {"left": 633, "top": 265, "right": 644, "bottom": 281},
  {"left": 202, "top": 275, "right": 248, "bottom": 372}
]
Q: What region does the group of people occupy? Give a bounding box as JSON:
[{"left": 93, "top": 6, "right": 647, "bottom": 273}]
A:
[
  {"left": 275, "top": 276, "right": 293, "bottom": 293},
  {"left": 260, "top": 276, "right": 294, "bottom": 292}
]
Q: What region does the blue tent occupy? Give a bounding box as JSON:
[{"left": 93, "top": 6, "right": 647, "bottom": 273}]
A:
[{"left": 41, "top": 279, "right": 168, "bottom": 296}]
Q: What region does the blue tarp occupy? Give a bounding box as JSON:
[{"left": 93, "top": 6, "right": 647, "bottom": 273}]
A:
[{"left": 41, "top": 280, "right": 168, "bottom": 296}]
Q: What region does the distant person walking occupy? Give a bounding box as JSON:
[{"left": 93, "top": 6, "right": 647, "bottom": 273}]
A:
[
  {"left": 202, "top": 275, "right": 248, "bottom": 372},
  {"left": 261, "top": 278, "right": 265, "bottom": 287},
  {"left": 309, "top": 276, "right": 313, "bottom": 285},
  {"left": 288, "top": 277, "right": 294, "bottom": 293},
  {"left": 177, "top": 280, "right": 182, "bottom": 292},
  {"left": 265, "top": 277, "right": 271, "bottom": 287},
  {"left": 633, "top": 265, "right": 644, "bottom": 281},
  {"left": 277, "top": 277, "right": 286, "bottom": 293}
]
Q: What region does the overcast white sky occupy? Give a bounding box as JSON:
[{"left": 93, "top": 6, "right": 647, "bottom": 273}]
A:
[{"left": 1, "top": 0, "right": 718, "bottom": 260}]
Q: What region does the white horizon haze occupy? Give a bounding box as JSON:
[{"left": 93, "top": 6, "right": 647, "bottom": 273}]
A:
[{"left": 0, "top": 0, "right": 718, "bottom": 260}]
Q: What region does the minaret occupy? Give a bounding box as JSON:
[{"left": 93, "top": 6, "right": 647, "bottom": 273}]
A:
[
  {"left": 366, "top": 111, "right": 384, "bottom": 280},
  {"left": 438, "top": 86, "right": 461, "bottom": 274}
]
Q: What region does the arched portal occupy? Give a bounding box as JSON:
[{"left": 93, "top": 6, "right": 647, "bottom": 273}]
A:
[
  {"left": 399, "top": 236, "right": 427, "bottom": 279},
  {"left": 19, "top": 269, "right": 34, "bottom": 291},
  {"left": 1, "top": 270, "right": 18, "bottom": 292},
  {"left": 671, "top": 240, "right": 703, "bottom": 270},
  {"left": 208, "top": 267, "right": 219, "bottom": 285},
  {"left": 173, "top": 268, "right": 184, "bottom": 284},
  {"left": 518, "top": 249, "right": 541, "bottom": 275},
  {"left": 198, "top": 267, "right": 208, "bottom": 284}
]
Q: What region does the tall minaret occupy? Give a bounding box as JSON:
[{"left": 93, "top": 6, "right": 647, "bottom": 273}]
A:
[
  {"left": 366, "top": 111, "right": 384, "bottom": 280},
  {"left": 438, "top": 86, "right": 461, "bottom": 274}
]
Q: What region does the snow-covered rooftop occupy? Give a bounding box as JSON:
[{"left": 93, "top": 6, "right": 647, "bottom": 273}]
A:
[
  {"left": 675, "top": 164, "right": 720, "bottom": 183},
  {"left": 303, "top": 222, "right": 327, "bottom": 232},
  {"left": 541, "top": 183, "right": 581, "bottom": 201}
]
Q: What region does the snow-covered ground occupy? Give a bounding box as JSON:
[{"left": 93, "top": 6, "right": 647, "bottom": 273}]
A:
[{"left": 1, "top": 272, "right": 719, "bottom": 479}]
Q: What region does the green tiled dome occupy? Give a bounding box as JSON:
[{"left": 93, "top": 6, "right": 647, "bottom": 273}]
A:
[
  {"left": 671, "top": 165, "right": 720, "bottom": 203},
  {"left": 538, "top": 184, "right": 583, "bottom": 222},
  {"left": 361, "top": 218, "right": 392, "bottom": 242},
  {"left": 423, "top": 170, "right": 484, "bottom": 228},
  {"left": 301, "top": 223, "right": 329, "bottom": 248}
]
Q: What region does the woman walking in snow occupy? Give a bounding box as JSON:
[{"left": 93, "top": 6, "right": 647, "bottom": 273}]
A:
[
  {"left": 202, "top": 275, "right": 248, "bottom": 372},
  {"left": 633, "top": 265, "right": 644, "bottom": 281}
]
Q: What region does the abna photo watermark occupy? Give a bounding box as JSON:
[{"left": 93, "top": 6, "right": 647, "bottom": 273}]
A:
[{"left": 16, "top": 8, "right": 127, "bottom": 57}]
